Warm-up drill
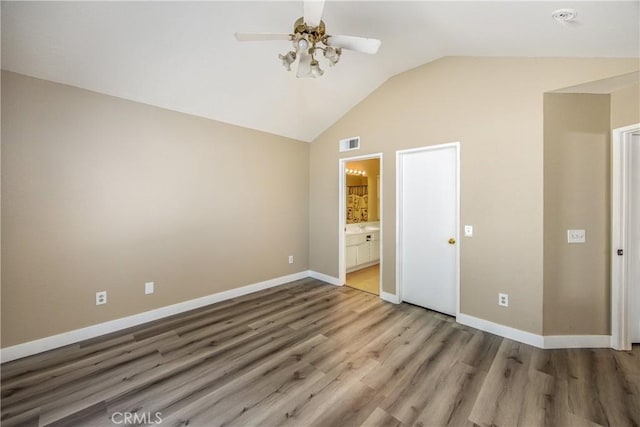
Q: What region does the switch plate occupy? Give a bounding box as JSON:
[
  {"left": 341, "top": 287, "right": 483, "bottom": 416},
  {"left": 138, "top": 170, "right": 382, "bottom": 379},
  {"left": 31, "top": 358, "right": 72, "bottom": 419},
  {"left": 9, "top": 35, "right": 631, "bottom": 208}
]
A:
[
  {"left": 145, "top": 282, "right": 154, "bottom": 295},
  {"left": 464, "top": 225, "right": 473, "bottom": 237},
  {"left": 96, "top": 291, "right": 107, "bottom": 305},
  {"left": 288, "top": 255, "right": 294, "bottom": 264},
  {"left": 567, "top": 229, "right": 586, "bottom": 243}
]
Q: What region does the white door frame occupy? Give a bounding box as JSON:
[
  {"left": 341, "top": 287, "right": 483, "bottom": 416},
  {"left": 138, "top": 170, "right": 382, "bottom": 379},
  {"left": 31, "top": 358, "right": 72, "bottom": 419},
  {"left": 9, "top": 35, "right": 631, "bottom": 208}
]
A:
[
  {"left": 338, "top": 153, "right": 383, "bottom": 294},
  {"left": 611, "top": 123, "right": 640, "bottom": 351},
  {"left": 395, "top": 142, "right": 460, "bottom": 315}
]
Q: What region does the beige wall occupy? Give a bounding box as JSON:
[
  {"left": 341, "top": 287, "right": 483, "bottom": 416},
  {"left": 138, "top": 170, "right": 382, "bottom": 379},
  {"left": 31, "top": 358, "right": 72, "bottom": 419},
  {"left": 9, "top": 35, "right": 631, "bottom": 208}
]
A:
[
  {"left": 542, "top": 85, "right": 640, "bottom": 336},
  {"left": 543, "top": 93, "right": 611, "bottom": 335},
  {"left": 309, "top": 57, "right": 639, "bottom": 335},
  {"left": 1, "top": 71, "right": 309, "bottom": 347},
  {"left": 3, "top": 59, "right": 639, "bottom": 349},
  {"left": 611, "top": 84, "right": 640, "bottom": 129}
]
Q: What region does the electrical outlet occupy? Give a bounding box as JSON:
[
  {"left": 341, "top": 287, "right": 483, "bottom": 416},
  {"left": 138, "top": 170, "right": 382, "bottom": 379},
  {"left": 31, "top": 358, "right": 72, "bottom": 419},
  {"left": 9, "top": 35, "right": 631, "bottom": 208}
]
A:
[
  {"left": 288, "top": 255, "right": 294, "bottom": 264},
  {"left": 498, "top": 293, "right": 509, "bottom": 307},
  {"left": 96, "top": 291, "right": 107, "bottom": 306},
  {"left": 145, "top": 282, "right": 154, "bottom": 295}
]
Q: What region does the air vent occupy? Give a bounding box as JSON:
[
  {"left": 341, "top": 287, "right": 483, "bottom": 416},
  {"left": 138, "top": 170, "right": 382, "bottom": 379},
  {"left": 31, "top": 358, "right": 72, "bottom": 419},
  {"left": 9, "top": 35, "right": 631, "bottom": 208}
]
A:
[{"left": 339, "top": 136, "right": 360, "bottom": 152}]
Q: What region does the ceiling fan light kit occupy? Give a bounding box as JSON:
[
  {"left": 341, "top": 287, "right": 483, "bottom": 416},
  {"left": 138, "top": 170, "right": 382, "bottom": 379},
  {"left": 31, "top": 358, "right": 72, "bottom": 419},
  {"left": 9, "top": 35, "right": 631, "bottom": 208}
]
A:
[
  {"left": 277, "top": 18, "right": 341, "bottom": 77},
  {"left": 278, "top": 50, "right": 296, "bottom": 71},
  {"left": 235, "top": 0, "right": 380, "bottom": 78}
]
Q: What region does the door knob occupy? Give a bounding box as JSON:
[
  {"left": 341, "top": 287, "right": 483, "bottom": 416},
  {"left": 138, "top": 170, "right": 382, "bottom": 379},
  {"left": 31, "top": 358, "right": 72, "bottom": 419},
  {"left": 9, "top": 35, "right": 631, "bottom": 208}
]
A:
[{"left": 448, "top": 238, "right": 456, "bottom": 245}]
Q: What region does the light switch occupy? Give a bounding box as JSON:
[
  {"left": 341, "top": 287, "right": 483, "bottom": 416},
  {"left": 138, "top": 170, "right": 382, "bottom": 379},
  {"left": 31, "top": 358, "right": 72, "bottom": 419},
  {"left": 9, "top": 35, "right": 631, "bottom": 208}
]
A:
[
  {"left": 464, "top": 225, "right": 473, "bottom": 237},
  {"left": 567, "top": 229, "right": 586, "bottom": 243}
]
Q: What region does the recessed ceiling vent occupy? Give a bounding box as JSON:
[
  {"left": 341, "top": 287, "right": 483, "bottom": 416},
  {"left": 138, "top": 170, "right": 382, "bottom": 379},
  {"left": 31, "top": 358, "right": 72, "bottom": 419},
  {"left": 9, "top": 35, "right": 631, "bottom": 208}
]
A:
[
  {"left": 552, "top": 8, "right": 577, "bottom": 23},
  {"left": 340, "top": 136, "right": 360, "bottom": 152}
]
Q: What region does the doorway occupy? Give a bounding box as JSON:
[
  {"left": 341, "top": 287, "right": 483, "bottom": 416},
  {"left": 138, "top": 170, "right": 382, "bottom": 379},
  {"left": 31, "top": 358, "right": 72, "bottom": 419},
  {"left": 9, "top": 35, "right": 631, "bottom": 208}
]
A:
[
  {"left": 612, "top": 124, "right": 640, "bottom": 350},
  {"left": 339, "top": 154, "right": 382, "bottom": 296},
  {"left": 396, "top": 143, "right": 459, "bottom": 315}
]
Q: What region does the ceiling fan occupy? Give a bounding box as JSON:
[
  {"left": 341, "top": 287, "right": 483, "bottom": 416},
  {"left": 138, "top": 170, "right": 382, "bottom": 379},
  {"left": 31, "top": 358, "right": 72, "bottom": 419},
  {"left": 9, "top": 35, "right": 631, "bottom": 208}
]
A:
[{"left": 234, "top": 0, "right": 381, "bottom": 78}]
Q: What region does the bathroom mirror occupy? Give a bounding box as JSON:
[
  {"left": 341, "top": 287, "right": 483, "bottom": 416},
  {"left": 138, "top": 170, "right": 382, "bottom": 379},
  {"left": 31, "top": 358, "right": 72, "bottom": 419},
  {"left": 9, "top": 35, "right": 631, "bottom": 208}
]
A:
[{"left": 345, "top": 159, "right": 380, "bottom": 224}]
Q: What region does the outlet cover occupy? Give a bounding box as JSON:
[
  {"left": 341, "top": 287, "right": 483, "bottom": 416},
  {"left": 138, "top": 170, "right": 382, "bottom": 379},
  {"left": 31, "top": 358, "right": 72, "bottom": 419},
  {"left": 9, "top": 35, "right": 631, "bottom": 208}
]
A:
[
  {"left": 96, "top": 291, "right": 107, "bottom": 305},
  {"left": 498, "top": 293, "right": 509, "bottom": 307},
  {"left": 145, "top": 282, "right": 154, "bottom": 295},
  {"left": 288, "top": 255, "right": 294, "bottom": 264}
]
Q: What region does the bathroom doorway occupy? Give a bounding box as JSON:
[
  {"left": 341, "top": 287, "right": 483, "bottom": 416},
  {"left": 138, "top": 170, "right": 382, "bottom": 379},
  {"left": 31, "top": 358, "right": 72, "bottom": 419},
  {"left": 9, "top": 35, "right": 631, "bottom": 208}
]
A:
[{"left": 338, "top": 154, "right": 382, "bottom": 296}]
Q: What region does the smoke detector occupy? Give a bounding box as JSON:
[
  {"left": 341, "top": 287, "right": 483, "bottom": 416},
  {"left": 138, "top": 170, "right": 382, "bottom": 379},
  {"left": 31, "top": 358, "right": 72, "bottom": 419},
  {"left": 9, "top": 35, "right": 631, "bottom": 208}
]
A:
[{"left": 552, "top": 8, "right": 577, "bottom": 23}]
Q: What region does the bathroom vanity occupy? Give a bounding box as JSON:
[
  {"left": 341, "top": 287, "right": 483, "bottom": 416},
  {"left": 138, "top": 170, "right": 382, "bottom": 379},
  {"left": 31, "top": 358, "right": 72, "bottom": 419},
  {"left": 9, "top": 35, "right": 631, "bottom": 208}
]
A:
[{"left": 345, "top": 222, "right": 380, "bottom": 272}]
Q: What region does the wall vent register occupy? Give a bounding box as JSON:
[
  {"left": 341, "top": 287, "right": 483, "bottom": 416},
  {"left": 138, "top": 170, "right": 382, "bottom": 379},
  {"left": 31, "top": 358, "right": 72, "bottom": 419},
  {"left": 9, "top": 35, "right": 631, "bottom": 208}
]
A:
[{"left": 340, "top": 136, "right": 360, "bottom": 152}]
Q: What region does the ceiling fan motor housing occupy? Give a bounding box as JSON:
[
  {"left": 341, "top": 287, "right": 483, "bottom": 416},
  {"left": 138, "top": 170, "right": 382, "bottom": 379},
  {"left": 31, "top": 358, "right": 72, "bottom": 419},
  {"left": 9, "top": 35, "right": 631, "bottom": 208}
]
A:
[{"left": 293, "top": 17, "right": 327, "bottom": 47}]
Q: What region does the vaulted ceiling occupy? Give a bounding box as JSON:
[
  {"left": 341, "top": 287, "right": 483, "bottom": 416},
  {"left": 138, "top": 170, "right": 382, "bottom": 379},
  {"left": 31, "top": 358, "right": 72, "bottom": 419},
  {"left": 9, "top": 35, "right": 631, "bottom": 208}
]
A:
[{"left": 2, "top": 1, "right": 639, "bottom": 142}]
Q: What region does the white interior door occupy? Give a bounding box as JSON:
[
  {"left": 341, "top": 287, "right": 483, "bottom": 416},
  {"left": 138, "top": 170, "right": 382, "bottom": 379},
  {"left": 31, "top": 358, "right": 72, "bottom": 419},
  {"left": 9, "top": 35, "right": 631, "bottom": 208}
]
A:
[
  {"left": 398, "top": 143, "right": 459, "bottom": 315},
  {"left": 630, "top": 133, "right": 640, "bottom": 343}
]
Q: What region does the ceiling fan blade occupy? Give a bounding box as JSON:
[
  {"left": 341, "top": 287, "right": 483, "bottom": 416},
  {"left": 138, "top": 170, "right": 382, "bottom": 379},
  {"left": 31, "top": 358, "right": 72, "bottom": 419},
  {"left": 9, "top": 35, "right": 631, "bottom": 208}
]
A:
[
  {"left": 327, "top": 35, "right": 381, "bottom": 54},
  {"left": 303, "top": 0, "right": 325, "bottom": 27},
  {"left": 234, "top": 32, "right": 291, "bottom": 42},
  {"left": 297, "top": 50, "right": 312, "bottom": 78}
]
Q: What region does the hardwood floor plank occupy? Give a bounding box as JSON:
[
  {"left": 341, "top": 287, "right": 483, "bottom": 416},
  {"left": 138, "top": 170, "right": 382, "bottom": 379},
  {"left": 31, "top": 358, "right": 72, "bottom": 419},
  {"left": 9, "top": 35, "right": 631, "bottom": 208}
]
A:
[
  {"left": 2, "top": 331, "right": 177, "bottom": 405},
  {"left": 306, "top": 304, "right": 406, "bottom": 374},
  {"left": 592, "top": 351, "right": 640, "bottom": 426},
  {"left": 468, "top": 340, "right": 540, "bottom": 427},
  {"left": 0, "top": 407, "right": 40, "bottom": 427},
  {"left": 157, "top": 334, "right": 328, "bottom": 425},
  {"left": 275, "top": 355, "right": 379, "bottom": 427},
  {"left": 220, "top": 361, "right": 327, "bottom": 427},
  {"left": 1, "top": 279, "right": 638, "bottom": 427},
  {"left": 187, "top": 360, "right": 318, "bottom": 426},
  {"left": 381, "top": 326, "right": 472, "bottom": 425},
  {"left": 565, "top": 349, "right": 612, "bottom": 426},
  {"left": 286, "top": 290, "right": 371, "bottom": 330},
  {"left": 411, "top": 360, "right": 476, "bottom": 427},
  {"left": 246, "top": 289, "right": 352, "bottom": 331},
  {"left": 360, "top": 314, "right": 451, "bottom": 393},
  {"left": 106, "top": 325, "right": 311, "bottom": 419},
  {"left": 360, "top": 406, "right": 404, "bottom": 427},
  {"left": 1, "top": 334, "right": 135, "bottom": 382},
  {"left": 1, "top": 352, "right": 163, "bottom": 420}
]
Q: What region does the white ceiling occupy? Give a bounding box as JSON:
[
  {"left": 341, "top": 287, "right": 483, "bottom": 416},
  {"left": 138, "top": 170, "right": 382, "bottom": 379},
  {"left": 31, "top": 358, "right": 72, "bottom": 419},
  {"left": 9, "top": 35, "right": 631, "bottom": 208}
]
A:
[{"left": 2, "top": 1, "right": 639, "bottom": 142}]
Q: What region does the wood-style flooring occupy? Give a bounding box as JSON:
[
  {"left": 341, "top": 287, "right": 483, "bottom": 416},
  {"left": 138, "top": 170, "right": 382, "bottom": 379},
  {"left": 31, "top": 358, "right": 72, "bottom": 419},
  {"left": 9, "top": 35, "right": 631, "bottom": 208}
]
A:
[
  {"left": 1, "top": 278, "right": 639, "bottom": 427},
  {"left": 346, "top": 264, "right": 380, "bottom": 295}
]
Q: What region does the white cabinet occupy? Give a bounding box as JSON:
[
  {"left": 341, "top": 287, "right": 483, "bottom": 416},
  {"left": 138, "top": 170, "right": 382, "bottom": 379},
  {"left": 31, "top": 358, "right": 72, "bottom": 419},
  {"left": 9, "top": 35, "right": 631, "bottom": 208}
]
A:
[
  {"left": 346, "top": 245, "right": 358, "bottom": 269},
  {"left": 346, "top": 230, "right": 380, "bottom": 272},
  {"left": 357, "top": 243, "right": 371, "bottom": 264},
  {"left": 370, "top": 240, "right": 380, "bottom": 262}
]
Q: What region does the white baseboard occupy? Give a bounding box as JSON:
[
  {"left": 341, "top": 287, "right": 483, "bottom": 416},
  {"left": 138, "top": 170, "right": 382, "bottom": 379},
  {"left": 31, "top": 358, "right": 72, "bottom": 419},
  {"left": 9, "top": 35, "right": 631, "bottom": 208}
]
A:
[
  {"left": 456, "top": 313, "right": 545, "bottom": 348},
  {"left": 380, "top": 290, "right": 400, "bottom": 304},
  {"left": 0, "top": 271, "right": 309, "bottom": 363},
  {"left": 456, "top": 313, "right": 613, "bottom": 350},
  {"left": 308, "top": 270, "right": 342, "bottom": 286},
  {"left": 543, "top": 334, "right": 611, "bottom": 349},
  {"left": 2, "top": 276, "right": 615, "bottom": 363}
]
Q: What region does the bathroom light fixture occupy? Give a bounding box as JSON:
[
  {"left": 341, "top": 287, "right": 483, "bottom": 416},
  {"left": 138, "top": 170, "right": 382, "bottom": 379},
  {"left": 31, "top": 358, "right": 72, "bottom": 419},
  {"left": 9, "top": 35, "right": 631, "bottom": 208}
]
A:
[{"left": 346, "top": 169, "right": 366, "bottom": 176}]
